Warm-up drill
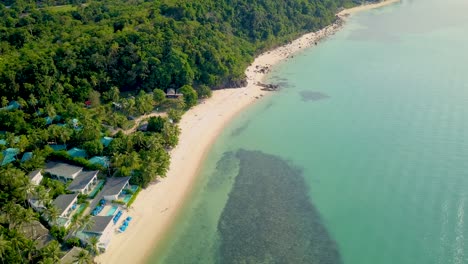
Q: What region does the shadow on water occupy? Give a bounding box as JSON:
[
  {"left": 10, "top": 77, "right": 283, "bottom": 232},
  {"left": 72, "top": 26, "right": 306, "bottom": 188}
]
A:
[
  {"left": 217, "top": 149, "right": 342, "bottom": 264},
  {"left": 299, "top": 91, "right": 330, "bottom": 102}
]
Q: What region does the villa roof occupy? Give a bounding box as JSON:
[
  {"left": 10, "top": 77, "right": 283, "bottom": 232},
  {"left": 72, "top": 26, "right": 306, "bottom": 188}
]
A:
[
  {"left": 86, "top": 216, "right": 113, "bottom": 234},
  {"left": 88, "top": 156, "right": 109, "bottom": 168},
  {"left": 45, "top": 162, "right": 83, "bottom": 178},
  {"left": 1, "top": 148, "right": 19, "bottom": 166},
  {"left": 21, "top": 152, "right": 33, "bottom": 163},
  {"left": 67, "top": 171, "right": 98, "bottom": 191},
  {"left": 21, "top": 220, "right": 53, "bottom": 249},
  {"left": 28, "top": 169, "right": 42, "bottom": 180},
  {"left": 60, "top": 247, "right": 85, "bottom": 264},
  {"left": 101, "top": 177, "right": 130, "bottom": 197},
  {"left": 100, "top": 137, "right": 113, "bottom": 147},
  {"left": 52, "top": 193, "right": 78, "bottom": 215},
  {"left": 48, "top": 144, "right": 67, "bottom": 151},
  {"left": 67, "top": 147, "right": 87, "bottom": 158}
]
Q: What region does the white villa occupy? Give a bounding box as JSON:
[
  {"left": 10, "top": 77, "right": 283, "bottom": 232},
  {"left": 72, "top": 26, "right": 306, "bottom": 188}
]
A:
[
  {"left": 52, "top": 193, "right": 79, "bottom": 227},
  {"left": 67, "top": 170, "right": 99, "bottom": 194},
  {"left": 28, "top": 169, "right": 43, "bottom": 185}
]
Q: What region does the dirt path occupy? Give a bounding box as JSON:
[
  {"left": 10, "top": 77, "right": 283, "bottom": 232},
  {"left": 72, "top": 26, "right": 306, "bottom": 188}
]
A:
[{"left": 112, "top": 112, "right": 167, "bottom": 135}]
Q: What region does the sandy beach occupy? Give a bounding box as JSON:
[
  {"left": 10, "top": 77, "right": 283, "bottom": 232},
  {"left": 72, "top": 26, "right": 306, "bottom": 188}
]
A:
[{"left": 96, "top": 1, "right": 400, "bottom": 263}]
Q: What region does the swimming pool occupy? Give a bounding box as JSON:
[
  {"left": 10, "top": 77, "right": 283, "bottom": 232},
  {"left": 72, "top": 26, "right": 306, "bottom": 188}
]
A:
[
  {"left": 106, "top": 205, "right": 118, "bottom": 216},
  {"left": 88, "top": 180, "right": 105, "bottom": 198},
  {"left": 123, "top": 195, "right": 132, "bottom": 203}
]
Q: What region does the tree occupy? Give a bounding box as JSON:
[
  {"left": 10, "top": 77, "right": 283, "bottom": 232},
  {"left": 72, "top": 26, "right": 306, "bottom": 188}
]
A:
[
  {"left": 147, "top": 116, "right": 166, "bottom": 133},
  {"left": 121, "top": 97, "right": 136, "bottom": 116},
  {"left": 103, "top": 86, "right": 120, "bottom": 103},
  {"left": 74, "top": 249, "right": 93, "bottom": 264},
  {"left": 82, "top": 140, "right": 104, "bottom": 157},
  {"left": 153, "top": 89, "right": 166, "bottom": 105},
  {"left": 16, "top": 97, "right": 28, "bottom": 110},
  {"left": 45, "top": 104, "right": 56, "bottom": 121},
  {"left": 1, "top": 96, "right": 8, "bottom": 108},
  {"left": 168, "top": 109, "right": 183, "bottom": 123},
  {"left": 135, "top": 90, "right": 153, "bottom": 115},
  {"left": 44, "top": 205, "right": 60, "bottom": 226},
  {"left": 88, "top": 90, "right": 101, "bottom": 108},
  {"left": 195, "top": 85, "right": 212, "bottom": 99},
  {"left": 161, "top": 122, "right": 180, "bottom": 148},
  {"left": 15, "top": 135, "right": 29, "bottom": 152},
  {"left": 28, "top": 94, "right": 38, "bottom": 112},
  {"left": 179, "top": 85, "right": 198, "bottom": 109},
  {"left": 0, "top": 234, "right": 11, "bottom": 263},
  {"left": 87, "top": 236, "right": 100, "bottom": 256},
  {"left": 40, "top": 240, "right": 61, "bottom": 262}
]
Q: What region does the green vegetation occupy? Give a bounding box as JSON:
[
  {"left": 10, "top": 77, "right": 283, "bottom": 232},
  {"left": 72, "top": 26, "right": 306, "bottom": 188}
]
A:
[{"left": 126, "top": 186, "right": 141, "bottom": 207}]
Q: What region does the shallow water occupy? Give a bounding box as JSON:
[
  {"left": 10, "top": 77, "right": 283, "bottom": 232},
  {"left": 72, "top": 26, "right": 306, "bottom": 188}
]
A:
[{"left": 150, "top": 0, "right": 468, "bottom": 263}]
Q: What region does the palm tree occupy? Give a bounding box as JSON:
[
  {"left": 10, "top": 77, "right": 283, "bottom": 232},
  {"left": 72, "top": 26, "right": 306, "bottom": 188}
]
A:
[
  {"left": 86, "top": 236, "right": 100, "bottom": 256},
  {"left": 44, "top": 205, "right": 60, "bottom": 226},
  {"left": 23, "top": 239, "right": 38, "bottom": 262},
  {"left": 79, "top": 215, "right": 94, "bottom": 234},
  {"left": 37, "top": 257, "right": 55, "bottom": 264},
  {"left": 74, "top": 249, "right": 93, "bottom": 264},
  {"left": 34, "top": 186, "right": 51, "bottom": 208},
  {"left": 40, "top": 240, "right": 61, "bottom": 262},
  {"left": 9, "top": 235, "right": 24, "bottom": 260},
  {"left": 45, "top": 104, "right": 56, "bottom": 121},
  {"left": 132, "top": 131, "right": 146, "bottom": 150},
  {"left": 28, "top": 94, "right": 38, "bottom": 112},
  {"left": 0, "top": 234, "right": 11, "bottom": 263},
  {"left": 68, "top": 215, "right": 94, "bottom": 240}
]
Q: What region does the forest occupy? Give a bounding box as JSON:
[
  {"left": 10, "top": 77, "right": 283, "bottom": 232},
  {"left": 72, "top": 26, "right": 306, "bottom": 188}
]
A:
[{"left": 0, "top": 0, "right": 376, "bottom": 263}]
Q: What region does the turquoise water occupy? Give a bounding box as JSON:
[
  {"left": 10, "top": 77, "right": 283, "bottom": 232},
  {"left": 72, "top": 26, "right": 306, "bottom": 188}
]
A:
[
  {"left": 88, "top": 180, "right": 104, "bottom": 198},
  {"left": 150, "top": 0, "right": 468, "bottom": 263},
  {"left": 107, "top": 205, "right": 118, "bottom": 216},
  {"left": 123, "top": 195, "right": 131, "bottom": 203}
]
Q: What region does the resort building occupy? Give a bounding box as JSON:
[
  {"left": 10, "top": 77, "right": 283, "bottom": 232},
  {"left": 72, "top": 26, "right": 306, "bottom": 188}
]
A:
[
  {"left": 67, "top": 171, "right": 99, "bottom": 194},
  {"left": 28, "top": 169, "right": 43, "bottom": 185},
  {"left": 20, "top": 220, "right": 53, "bottom": 250},
  {"left": 166, "top": 88, "right": 183, "bottom": 98},
  {"left": 84, "top": 216, "right": 115, "bottom": 251},
  {"left": 101, "top": 177, "right": 131, "bottom": 201},
  {"left": 45, "top": 162, "right": 83, "bottom": 181},
  {"left": 52, "top": 193, "right": 79, "bottom": 227}
]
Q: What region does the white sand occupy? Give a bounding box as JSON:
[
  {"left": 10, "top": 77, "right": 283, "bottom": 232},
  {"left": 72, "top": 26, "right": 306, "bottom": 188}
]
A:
[{"left": 96, "top": 1, "right": 399, "bottom": 263}]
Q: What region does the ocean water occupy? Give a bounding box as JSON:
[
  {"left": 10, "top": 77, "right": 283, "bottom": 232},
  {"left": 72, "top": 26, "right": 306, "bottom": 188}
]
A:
[{"left": 150, "top": 0, "right": 468, "bottom": 263}]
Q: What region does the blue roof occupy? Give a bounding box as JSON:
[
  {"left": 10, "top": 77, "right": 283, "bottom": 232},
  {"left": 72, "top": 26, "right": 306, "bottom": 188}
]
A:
[
  {"left": 49, "top": 144, "right": 67, "bottom": 151},
  {"left": 1, "top": 148, "right": 19, "bottom": 166},
  {"left": 88, "top": 156, "right": 109, "bottom": 168},
  {"left": 45, "top": 115, "right": 62, "bottom": 125},
  {"left": 100, "top": 137, "right": 113, "bottom": 147},
  {"left": 0, "top": 101, "right": 20, "bottom": 111},
  {"left": 67, "top": 147, "right": 87, "bottom": 158},
  {"left": 45, "top": 116, "right": 53, "bottom": 125},
  {"left": 21, "top": 152, "right": 33, "bottom": 163}
]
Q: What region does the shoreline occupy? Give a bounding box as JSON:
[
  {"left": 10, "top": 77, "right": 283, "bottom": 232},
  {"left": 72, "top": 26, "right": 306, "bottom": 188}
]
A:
[{"left": 96, "top": 1, "right": 400, "bottom": 263}]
